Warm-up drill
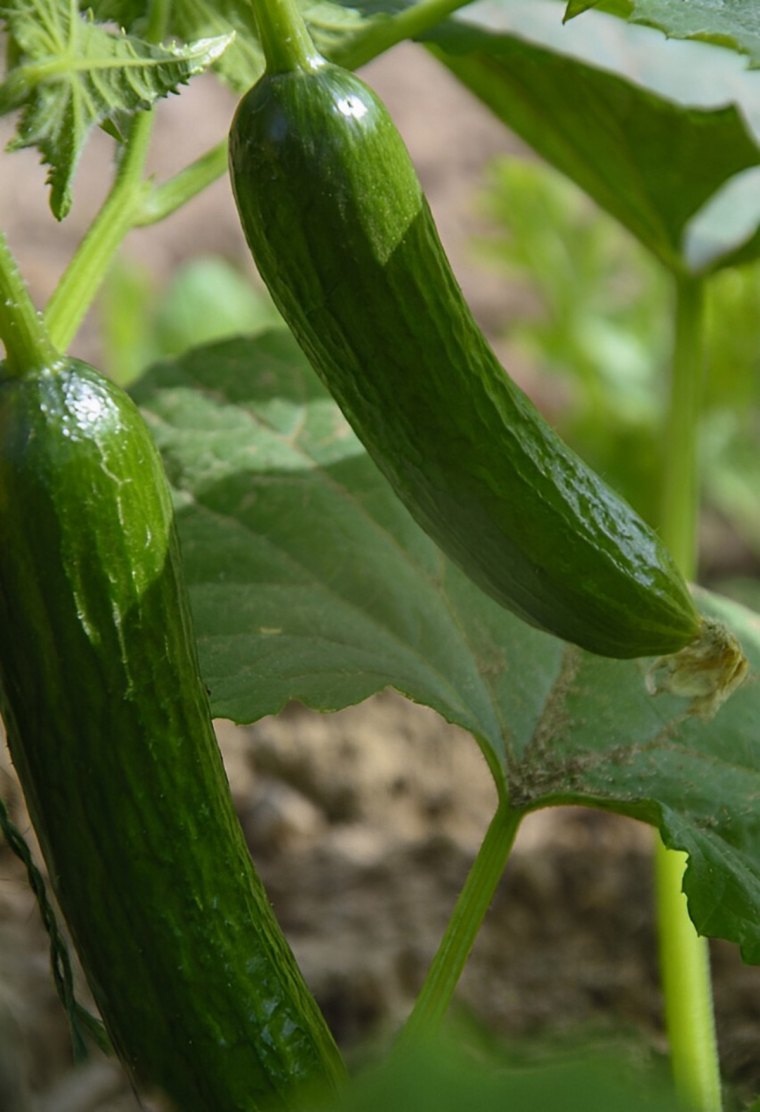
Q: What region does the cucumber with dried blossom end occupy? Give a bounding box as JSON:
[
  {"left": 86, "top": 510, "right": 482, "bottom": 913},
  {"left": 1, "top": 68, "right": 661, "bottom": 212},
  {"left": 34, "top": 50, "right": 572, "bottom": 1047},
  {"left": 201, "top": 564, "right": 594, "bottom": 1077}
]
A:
[
  {"left": 0, "top": 357, "right": 345, "bottom": 1110},
  {"left": 228, "top": 41, "right": 705, "bottom": 661}
]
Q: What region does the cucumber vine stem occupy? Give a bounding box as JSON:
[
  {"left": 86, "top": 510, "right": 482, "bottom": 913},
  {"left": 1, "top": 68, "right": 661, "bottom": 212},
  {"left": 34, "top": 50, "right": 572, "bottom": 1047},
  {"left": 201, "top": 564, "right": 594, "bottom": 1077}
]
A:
[
  {"left": 330, "top": 0, "right": 475, "bottom": 70},
  {"left": 44, "top": 112, "right": 154, "bottom": 352},
  {"left": 136, "top": 140, "right": 229, "bottom": 226},
  {"left": 43, "top": 0, "right": 171, "bottom": 351},
  {"left": 660, "top": 276, "right": 703, "bottom": 576},
  {"left": 0, "top": 231, "right": 58, "bottom": 375},
  {"left": 656, "top": 273, "right": 721, "bottom": 1112},
  {"left": 396, "top": 798, "right": 521, "bottom": 1046},
  {"left": 253, "top": 0, "right": 324, "bottom": 74}
]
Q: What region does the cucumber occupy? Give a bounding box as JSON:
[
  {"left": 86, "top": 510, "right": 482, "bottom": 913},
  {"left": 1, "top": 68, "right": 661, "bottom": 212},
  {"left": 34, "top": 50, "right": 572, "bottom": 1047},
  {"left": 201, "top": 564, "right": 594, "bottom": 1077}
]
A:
[
  {"left": 228, "top": 39, "right": 701, "bottom": 660},
  {"left": 0, "top": 358, "right": 345, "bottom": 1110}
]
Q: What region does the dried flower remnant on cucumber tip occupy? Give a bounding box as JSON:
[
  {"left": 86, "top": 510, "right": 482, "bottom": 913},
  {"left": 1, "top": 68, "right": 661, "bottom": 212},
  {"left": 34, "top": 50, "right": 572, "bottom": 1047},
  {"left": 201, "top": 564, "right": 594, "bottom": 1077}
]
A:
[{"left": 646, "top": 618, "right": 749, "bottom": 720}]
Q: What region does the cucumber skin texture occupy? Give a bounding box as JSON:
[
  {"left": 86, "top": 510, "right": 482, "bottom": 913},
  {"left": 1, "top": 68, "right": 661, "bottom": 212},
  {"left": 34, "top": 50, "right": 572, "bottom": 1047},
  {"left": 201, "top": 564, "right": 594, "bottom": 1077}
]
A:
[
  {"left": 0, "top": 361, "right": 344, "bottom": 1110},
  {"left": 228, "top": 64, "right": 699, "bottom": 659}
]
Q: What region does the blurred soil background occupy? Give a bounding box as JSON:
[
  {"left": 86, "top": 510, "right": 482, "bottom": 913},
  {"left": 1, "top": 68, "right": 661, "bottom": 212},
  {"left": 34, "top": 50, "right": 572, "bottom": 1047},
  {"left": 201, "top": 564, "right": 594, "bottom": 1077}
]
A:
[{"left": 1, "top": 43, "right": 759, "bottom": 1112}]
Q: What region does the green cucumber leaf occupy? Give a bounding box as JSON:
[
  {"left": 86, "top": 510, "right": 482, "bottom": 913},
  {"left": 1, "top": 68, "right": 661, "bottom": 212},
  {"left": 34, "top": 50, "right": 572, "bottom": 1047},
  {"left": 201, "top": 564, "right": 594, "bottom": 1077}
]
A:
[
  {"left": 305, "top": 1, "right": 374, "bottom": 59},
  {"left": 169, "top": 0, "right": 263, "bottom": 93},
  {"left": 98, "top": 255, "right": 281, "bottom": 387},
  {"left": 565, "top": 0, "right": 629, "bottom": 16},
  {"left": 683, "top": 167, "right": 760, "bottom": 273},
  {"left": 73, "top": 0, "right": 151, "bottom": 36},
  {"left": 423, "top": 1, "right": 760, "bottom": 273},
  {"left": 564, "top": 0, "right": 760, "bottom": 68},
  {"left": 40, "top": 0, "right": 262, "bottom": 90},
  {"left": 151, "top": 257, "right": 281, "bottom": 359},
  {"left": 322, "top": 1037, "right": 681, "bottom": 1112},
  {"left": 134, "top": 332, "right": 760, "bottom": 963},
  {"left": 702, "top": 411, "right": 760, "bottom": 557},
  {"left": 0, "top": 0, "right": 231, "bottom": 218}
]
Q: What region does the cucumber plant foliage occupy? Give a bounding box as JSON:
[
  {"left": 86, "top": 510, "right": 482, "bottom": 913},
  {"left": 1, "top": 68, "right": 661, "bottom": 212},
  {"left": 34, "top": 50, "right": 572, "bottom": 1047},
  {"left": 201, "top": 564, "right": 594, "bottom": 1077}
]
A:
[
  {"left": 564, "top": 0, "right": 760, "bottom": 68},
  {"left": 424, "top": 2, "right": 760, "bottom": 275},
  {"left": 0, "top": 0, "right": 758, "bottom": 1106},
  {"left": 0, "top": 0, "right": 233, "bottom": 218},
  {"left": 135, "top": 331, "right": 760, "bottom": 965}
]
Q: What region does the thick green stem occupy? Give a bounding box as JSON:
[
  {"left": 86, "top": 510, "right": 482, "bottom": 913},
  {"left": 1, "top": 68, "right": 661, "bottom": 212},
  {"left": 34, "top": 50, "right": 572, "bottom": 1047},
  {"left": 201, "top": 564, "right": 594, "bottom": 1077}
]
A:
[
  {"left": 397, "top": 799, "right": 521, "bottom": 1046},
  {"left": 656, "top": 273, "right": 721, "bottom": 1112},
  {"left": 0, "top": 232, "right": 57, "bottom": 375},
  {"left": 254, "top": 0, "right": 323, "bottom": 73},
  {"left": 136, "top": 140, "right": 229, "bottom": 226},
  {"left": 44, "top": 112, "right": 154, "bottom": 351},
  {"left": 656, "top": 843, "right": 721, "bottom": 1112},
  {"left": 145, "top": 0, "right": 170, "bottom": 40},
  {"left": 331, "top": 0, "right": 475, "bottom": 70}
]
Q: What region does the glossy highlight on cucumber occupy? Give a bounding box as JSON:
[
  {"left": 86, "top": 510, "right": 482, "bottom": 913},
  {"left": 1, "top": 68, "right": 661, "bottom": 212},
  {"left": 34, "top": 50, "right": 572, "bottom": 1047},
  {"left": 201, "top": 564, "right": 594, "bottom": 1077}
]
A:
[
  {"left": 0, "top": 357, "right": 344, "bottom": 1110},
  {"left": 228, "top": 42, "right": 701, "bottom": 659}
]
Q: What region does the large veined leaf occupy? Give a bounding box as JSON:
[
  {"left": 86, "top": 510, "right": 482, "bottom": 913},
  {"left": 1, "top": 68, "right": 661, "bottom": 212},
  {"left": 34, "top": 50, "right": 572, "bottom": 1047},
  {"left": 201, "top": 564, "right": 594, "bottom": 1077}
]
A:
[
  {"left": 565, "top": 0, "right": 760, "bottom": 68},
  {"left": 422, "top": 0, "right": 760, "bottom": 273},
  {"left": 0, "top": 0, "right": 232, "bottom": 217},
  {"left": 324, "top": 1037, "right": 683, "bottom": 1111},
  {"left": 133, "top": 331, "right": 760, "bottom": 963}
]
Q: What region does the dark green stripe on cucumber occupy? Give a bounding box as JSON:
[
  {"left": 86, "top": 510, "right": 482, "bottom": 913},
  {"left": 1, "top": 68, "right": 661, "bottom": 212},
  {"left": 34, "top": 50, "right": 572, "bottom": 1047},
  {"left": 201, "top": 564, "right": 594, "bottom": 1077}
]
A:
[{"left": 229, "top": 57, "right": 700, "bottom": 659}]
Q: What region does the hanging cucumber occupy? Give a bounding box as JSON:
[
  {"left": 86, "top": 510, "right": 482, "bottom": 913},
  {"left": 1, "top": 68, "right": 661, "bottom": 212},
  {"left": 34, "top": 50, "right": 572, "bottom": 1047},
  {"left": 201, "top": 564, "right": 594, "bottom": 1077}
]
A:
[
  {"left": 228, "top": 0, "right": 704, "bottom": 661},
  {"left": 0, "top": 236, "right": 345, "bottom": 1110}
]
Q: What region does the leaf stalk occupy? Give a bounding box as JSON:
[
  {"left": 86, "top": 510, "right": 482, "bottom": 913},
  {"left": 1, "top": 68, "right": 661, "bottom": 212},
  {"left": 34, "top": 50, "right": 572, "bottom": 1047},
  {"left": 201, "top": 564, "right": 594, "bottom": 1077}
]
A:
[
  {"left": 656, "top": 273, "right": 722, "bottom": 1112},
  {"left": 331, "top": 0, "right": 476, "bottom": 70},
  {"left": 397, "top": 799, "right": 521, "bottom": 1045},
  {"left": 136, "top": 140, "right": 229, "bottom": 226},
  {"left": 44, "top": 109, "right": 154, "bottom": 351}
]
